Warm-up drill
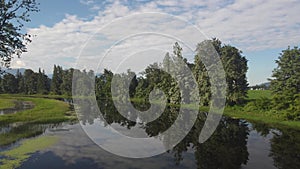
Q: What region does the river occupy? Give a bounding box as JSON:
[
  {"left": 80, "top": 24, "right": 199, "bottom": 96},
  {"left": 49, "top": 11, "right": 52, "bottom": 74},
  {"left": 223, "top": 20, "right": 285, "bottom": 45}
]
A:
[{"left": 0, "top": 100, "right": 299, "bottom": 169}]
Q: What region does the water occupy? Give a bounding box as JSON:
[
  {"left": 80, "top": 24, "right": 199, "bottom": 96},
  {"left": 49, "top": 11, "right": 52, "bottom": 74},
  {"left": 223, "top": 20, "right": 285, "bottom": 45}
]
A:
[
  {"left": 0, "top": 100, "right": 299, "bottom": 169},
  {"left": 0, "top": 101, "right": 34, "bottom": 115}
]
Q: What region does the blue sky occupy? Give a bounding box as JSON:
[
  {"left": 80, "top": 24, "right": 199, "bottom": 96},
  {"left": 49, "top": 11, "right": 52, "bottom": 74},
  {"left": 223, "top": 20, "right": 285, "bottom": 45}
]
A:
[{"left": 11, "top": 0, "right": 300, "bottom": 85}]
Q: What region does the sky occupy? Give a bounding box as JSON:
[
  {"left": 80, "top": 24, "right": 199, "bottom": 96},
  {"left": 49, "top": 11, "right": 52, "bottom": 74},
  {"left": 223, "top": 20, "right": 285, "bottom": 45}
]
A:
[{"left": 10, "top": 0, "right": 300, "bottom": 86}]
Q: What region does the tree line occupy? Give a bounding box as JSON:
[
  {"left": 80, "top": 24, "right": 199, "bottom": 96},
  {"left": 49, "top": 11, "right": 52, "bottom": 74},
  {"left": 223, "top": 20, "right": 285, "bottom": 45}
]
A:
[
  {"left": 0, "top": 65, "right": 74, "bottom": 95},
  {"left": 0, "top": 39, "right": 249, "bottom": 106},
  {"left": 1, "top": 39, "right": 299, "bottom": 119},
  {"left": 95, "top": 39, "right": 249, "bottom": 106}
]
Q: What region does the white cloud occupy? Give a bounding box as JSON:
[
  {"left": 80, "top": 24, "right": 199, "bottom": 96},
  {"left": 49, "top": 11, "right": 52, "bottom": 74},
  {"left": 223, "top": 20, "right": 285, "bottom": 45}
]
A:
[
  {"left": 11, "top": 60, "right": 26, "bottom": 68},
  {"left": 79, "top": 0, "right": 95, "bottom": 5},
  {"left": 16, "top": 0, "right": 300, "bottom": 74}
]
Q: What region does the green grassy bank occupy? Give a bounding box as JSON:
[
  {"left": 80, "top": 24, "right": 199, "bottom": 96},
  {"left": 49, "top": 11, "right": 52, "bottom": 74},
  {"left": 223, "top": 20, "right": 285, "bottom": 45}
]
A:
[
  {"left": 0, "top": 136, "right": 58, "bottom": 169},
  {"left": 224, "top": 90, "right": 300, "bottom": 130},
  {"left": 0, "top": 95, "right": 76, "bottom": 124},
  {"left": 0, "top": 98, "right": 15, "bottom": 109},
  {"left": 130, "top": 90, "right": 300, "bottom": 130}
]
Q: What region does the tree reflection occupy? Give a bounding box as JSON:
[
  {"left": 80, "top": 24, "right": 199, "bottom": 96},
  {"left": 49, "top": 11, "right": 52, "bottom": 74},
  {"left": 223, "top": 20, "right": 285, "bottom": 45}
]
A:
[
  {"left": 270, "top": 129, "right": 300, "bottom": 169},
  {"left": 0, "top": 123, "right": 61, "bottom": 147},
  {"left": 194, "top": 118, "right": 249, "bottom": 169},
  {"left": 77, "top": 99, "right": 250, "bottom": 169},
  {"left": 251, "top": 122, "right": 270, "bottom": 137},
  {"left": 169, "top": 117, "right": 249, "bottom": 169}
]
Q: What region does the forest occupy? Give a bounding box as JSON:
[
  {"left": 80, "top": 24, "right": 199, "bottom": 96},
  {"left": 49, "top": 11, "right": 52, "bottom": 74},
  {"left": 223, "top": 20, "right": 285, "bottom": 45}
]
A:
[{"left": 1, "top": 39, "right": 299, "bottom": 122}]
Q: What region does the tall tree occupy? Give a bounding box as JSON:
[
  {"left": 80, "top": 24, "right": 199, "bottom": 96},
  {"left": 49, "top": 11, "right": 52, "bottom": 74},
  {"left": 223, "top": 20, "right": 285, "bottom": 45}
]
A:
[
  {"left": 270, "top": 46, "right": 300, "bottom": 119},
  {"left": 61, "top": 68, "right": 74, "bottom": 96},
  {"left": 0, "top": 76, "right": 2, "bottom": 93},
  {"left": 193, "top": 52, "right": 211, "bottom": 106},
  {"left": 0, "top": 0, "right": 39, "bottom": 70},
  {"left": 51, "top": 65, "right": 63, "bottom": 95},
  {"left": 194, "top": 38, "right": 248, "bottom": 106},
  {"left": 1, "top": 73, "right": 17, "bottom": 93},
  {"left": 15, "top": 69, "right": 24, "bottom": 93},
  {"left": 23, "top": 69, "right": 37, "bottom": 94},
  {"left": 37, "top": 68, "right": 49, "bottom": 94},
  {"left": 221, "top": 45, "right": 248, "bottom": 105},
  {"left": 127, "top": 69, "right": 138, "bottom": 98},
  {"left": 95, "top": 69, "right": 113, "bottom": 99}
]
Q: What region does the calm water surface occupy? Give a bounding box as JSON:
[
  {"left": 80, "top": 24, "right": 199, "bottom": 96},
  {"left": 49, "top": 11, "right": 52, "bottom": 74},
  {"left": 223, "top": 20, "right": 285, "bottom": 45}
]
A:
[{"left": 0, "top": 100, "right": 299, "bottom": 169}]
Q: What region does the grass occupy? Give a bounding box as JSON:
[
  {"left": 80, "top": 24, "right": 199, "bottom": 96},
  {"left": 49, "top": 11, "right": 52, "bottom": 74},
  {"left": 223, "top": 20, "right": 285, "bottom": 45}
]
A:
[
  {"left": 0, "top": 95, "right": 76, "bottom": 124},
  {"left": 223, "top": 106, "right": 300, "bottom": 130},
  {"left": 0, "top": 136, "right": 58, "bottom": 169},
  {"left": 223, "top": 90, "right": 300, "bottom": 130},
  {"left": 247, "top": 90, "right": 272, "bottom": 100},
  {"left": 0, "top": 91, "right": 298, "bottom": 131},
  {"left": 131, "top": 90, "right": 300, "bottom": 130},
  {"left": 0, "top": 123, "right": 46, "bottom": 146},
  {"left": 0, "top": 98, "right": 15, "bottom": 109}
]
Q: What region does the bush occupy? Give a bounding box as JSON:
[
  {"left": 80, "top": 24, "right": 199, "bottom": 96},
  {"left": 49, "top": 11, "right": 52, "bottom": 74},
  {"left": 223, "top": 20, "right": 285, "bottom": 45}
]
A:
[
  {"left": 285, "top": 94, "right": 300, "bottom": 120},
  {"left": 244, "top": 97, "right": 272, "bottom": 112}
]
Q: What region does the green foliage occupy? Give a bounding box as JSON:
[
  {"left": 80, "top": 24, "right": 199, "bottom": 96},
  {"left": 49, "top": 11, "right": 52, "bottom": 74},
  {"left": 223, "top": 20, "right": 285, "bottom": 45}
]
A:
[
  {"left": 270, "top": 46, "right": 300, "bottom": 120},
  {"left": 133, "top": 44, "right": 183, "bottom": 104},
  {"left": 244, "top": 97, "right": 272, "bottom": 111},
  {"left": 36, "top": 68, "right": 50, "bottom": 94},
  {"left": 193, "top": 51, "right": 211, "bottom": 106},
  {"left": 51, "top": 65, "right": 63, "bottom": 95},
  {"left": 0, "top": 65, "right": 77, "bottom": 96},
  {"left": 0, "top": 96, "right": 74, "bottom": 124},
  {"left": 16, "top": 69, "right": 24, "bottom": 93},
  {"left": 1, "top": 73, "right": 17, "bottom": 93},
  {"left": 285, "top": 94, "right": 300, "bottom": 120},
  {"left": 0, "top": 98, "right": 15, "bottom": 109},
  {"left": 23, "top": 69, "right": 37, "bottom": 94},
  {"left": 220, "top": 44, "right": 248, "bottom": 105},
  {"left": 0, "top": 0, "right": 39, "bottom": 69},
  {"left": 0, "top": 136, "right": 58, "bottom": 169},
  {"left": 247, "top": 90, "right": 272, "bottom": 100},
  {"left": 61, "top": 68, "right": 74, "bottom": 96},
  {"left": 194, "top": 38, "right": 248, "bottom": 106},
  {"left": 95, "top": 69, "right": 113, "bottom": 99},
  {"left": 94, "top": 40, "right": 249, "bottom": 108},
  {"left": 0, "top": 76, "right": 2, "bottom": 93}
]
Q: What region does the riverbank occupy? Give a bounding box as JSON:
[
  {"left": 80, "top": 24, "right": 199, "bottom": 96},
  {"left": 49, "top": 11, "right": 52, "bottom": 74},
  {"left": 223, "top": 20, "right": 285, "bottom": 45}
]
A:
[
  {"left": 0, "top": 98, "right": 15, "bottom": 109},
  {"left": 0, "top": 95, "right": 76, "bottom": 124},
  {"left": 1, "top": 91, "right": 299, "bottom": 130},
  {"left": 0, "top": 135, "right": 58, "bottom": 169},
  {"left": 223, "top": 107, "right": 300, "bottom": 130},
  {"left": 208, "top": 90, "right": 299, "bottom": 130},
  {"left": 131, "top": 90, "right": 300, "bottom": 130}
]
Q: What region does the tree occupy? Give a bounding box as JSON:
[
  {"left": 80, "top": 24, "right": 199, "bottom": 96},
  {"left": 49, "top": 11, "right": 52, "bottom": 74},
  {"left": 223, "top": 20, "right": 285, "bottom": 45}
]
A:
[
  {"left": 15, "top": 69, "right": 24, "bottom": 93},
  {"left": 95, "top": 69, "right": 113, "bottom": 99},
  {"left": 0, "top": 76, "right": 2, "bottom": 93},
  {"left": 127, "top": 69, "right": 138, "bottom": 98},
  {"left": 221, "top": 45, "right": 248, "bottom": 105},
  {"left": 194, "top": 38, "right": 248, "bottom": 106},
  {"left": 270, "top": 129, "right": 300, "bottom": 169},
  {"left": 37, "top": 68, "right": 49, "bottom": 94},
  {"left": 1, "top": 72, "right": 17, "bottom": 93},
  {"left": 23, "top": 69, "right": 37, "bottom": 94},
  {"left": 61, "top": 68, "right": 74, "bottom": 96},
  {"left": 270, "top": 46, "right": 300, "bottom": 119},
  {"left": 51, "top": 65, "right": 63, "bottom": 95},
  {"left": 0, "top": 0, "right": 39, "bottom": 70},
  {"left": 193, "top": 51, "right": 211, "bottom": 106}
]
